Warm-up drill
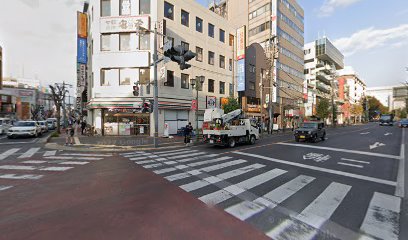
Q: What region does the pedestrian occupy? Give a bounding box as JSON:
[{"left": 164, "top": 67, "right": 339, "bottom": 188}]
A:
[
  {"left": 81, "top": 120, "right": 87, "bottom": 135},
  {"left": 65, "top": 123, "right": 75, "bottom": 146},
  {"left": 184, "top": 122, "right": 193, "bottom": 144}
]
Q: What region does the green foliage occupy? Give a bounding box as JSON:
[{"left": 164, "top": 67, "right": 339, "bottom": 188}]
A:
[
  {"left": 222, "top": 97, "right": 240, "bottom": 114},
  {"left": 399, "top": 109, "right": 407, "bottom": 119},
  {"left": 368, "top": 96, "right": 388, "bottom": 117},
  {"left": 316, "top": 98, "right": 330, "bottom": 119},
  {"left": 51, "top": 132, "right": 60, "bottom": 138}
]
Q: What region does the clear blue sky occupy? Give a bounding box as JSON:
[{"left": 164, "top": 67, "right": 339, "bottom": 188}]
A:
[{"left": 196, "top": 0, "right": 408, "bottom": 87}]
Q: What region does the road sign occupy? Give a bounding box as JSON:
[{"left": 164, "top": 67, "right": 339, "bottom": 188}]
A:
[{"left": 160, "top": 67, "right": 166, "bottom": 81}]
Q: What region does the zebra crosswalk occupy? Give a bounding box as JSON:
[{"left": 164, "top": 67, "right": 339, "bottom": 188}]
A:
[{"left": 121, "top": 149, "right": 402, "bottom": 240}]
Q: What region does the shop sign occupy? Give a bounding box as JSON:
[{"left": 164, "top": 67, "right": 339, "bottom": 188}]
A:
[
  {"left": 77, "top": 37, "right": 87, "bottom": 64},
  {"left": 191, "top": 99, "right": 197, "bottom": 111},
  {"left": 19, "top": 90, "right": 33, "bottom": 97},
  {"left": 100, "top": 16, "right": 150, "bottom": 33},
  {"left": 246, "top": 104, "right": 260, "bottom": 113},
  {"left": 236, "top": 26, "right": 246, "bottom": 60},
  {"left": 206, "top": 96, "right": 216, "bottom": 109},
  {"left": 77, "top": 12, "right": 87, "bottom": 38},
  {"left": 237, "top": 59, "right": 245, "bottom": 91}
]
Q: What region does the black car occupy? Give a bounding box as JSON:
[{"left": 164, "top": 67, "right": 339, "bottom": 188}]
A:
[
  {"left": 379, "top": 114, "right": 394, "bottom": 126},
  {"left": 294, "top": 122, "right": 326, "bottom": 143}
]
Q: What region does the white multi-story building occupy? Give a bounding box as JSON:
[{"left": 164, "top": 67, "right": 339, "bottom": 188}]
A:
[
  {"left": 337, "top": 66, "right": 366, "bottom": 104},
  {"left": 84, "top": 0, "right": 235, "bottom": 136}
]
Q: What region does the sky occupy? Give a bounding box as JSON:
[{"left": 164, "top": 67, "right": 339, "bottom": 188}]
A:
[{"left": 0, "top": 0, "right": 407, "bottom": 89}]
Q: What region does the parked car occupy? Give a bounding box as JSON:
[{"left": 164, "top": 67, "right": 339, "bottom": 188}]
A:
[
  {"left": 7, "top": 121, "right": 42, "bottom": 138},
  {"left": 0, "top": 118, "right": 12, "bottom": 135},
  {"left": 294, "top": 121, "right": 326, "bottom": 143},
  {"left": 46, "top": 118, "right": 57, "bottom": 130},
  {"left": 398, "top": 119, "right": 408, "bottom": 128},
  {"left": 37, "top": 121, "right": 49, "bottom": 133}
]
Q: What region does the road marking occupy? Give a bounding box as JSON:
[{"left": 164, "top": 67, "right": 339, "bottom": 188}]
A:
[
  {"left": 176, "top": 154, "right": 220, "bottom": 163},
  {"left": 61, "top": 153, "right": 112, "bottom": 157},
  {"left": 384, "top": 132, "right": 392, "bottom": 136},
  {"left": 0, "top": 185, "right": 13, "bottom": 191},
  {"left": 0, "top": 142, "right": 32, "bottom": 145},
  {"left": 59, "top": 161, "right": 89, "bottom": 165},
  {"left": 180, "top": 164, "right": 265, "bottom": 192},
  {"left": 199, "top": 168, "right": 287, "bottom": 205},
  {"left": 143, "top": 163, "right": 163, "bottom": 169},
  {"left": 39, "top": 166, "right": 73, "bottom": 171},
  {"left": 360, "top": 132, "right": 370, "bottom": 135},
  {"left": 167, "top": 152, "right": 207, "bottom": 159},
  {"left": 0, "top": 174, "right": 43, "bottom": 180},
  {"left": 156, "top": 150, "right": 198, "bottom": 157},
  {"left": 186, "top": 157, "right": 230, "bottom": 167},
  {"left": 276, "top": 142, "right": 400, "bottom": 159},
  {"left": 18, "top": 147, "right": 40, "bottom": 158},
  {"left": 396, "top": 127, "right": 405, "bottom": 197},
  {"left": 199, "top": 160, "right": 246, "bottom": 172},
  {"left": 267, "top": 182, "right": 351, "bottom": 240},
  {"left": 0, "top": 148, "right": 20, "bottom": 160},
  {"left": 225, "top": 175, "right": 314, "bottom": 221},
  {"left": 22, "top": 160, "right": 47, "bottom": 164},
  {"left": 369, "top": 142, "right": 386, "bottom": 150},
  {"left": 0, "top": 165, "right": 36, "bottom": 170},
  {"left": 44, "top": 156, "right": 103, "bottom": 160},
  {"left": 360, "top": 192, "right": 401, "bottom": 240},
  {"left": 234, "top": 152, "right": 397, "bottom": 186},
  {"left": 340, "top": 158, "right": 370, "bottom": 164},
  {"left": 43, "top": 150, "right": 57, "bottom": 157},
  {"left": 135, "top": 160, "right": 155, "bottom": 165},
  {"left": 130, "top": 156, "right": 149, "bottom": 161},
  {"left": 151, "top": 148, "right": 190, "bottom": 154},
  {"left": 337, "top": 162, "right": 364, "bottom": 168}
]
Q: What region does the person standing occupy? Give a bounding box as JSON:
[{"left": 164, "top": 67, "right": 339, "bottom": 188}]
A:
[
  {"left": 81, "top": 120, "right": 87, "bottom": 135},
  {"left": 184, "top": 122, "right": 193, "bottom": 144},
  {"left": 65, "top": 123, "right": 75, "bottom": 145}
]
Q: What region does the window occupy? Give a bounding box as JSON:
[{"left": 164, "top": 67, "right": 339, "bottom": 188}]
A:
[
  {"left": 249, "top": 82, "right": 255, "bottom": 91},
  {"left": 196, "top": 17, "right": 203, "bottom": 32},
  {"left": 208, "top": 51, "right": 214, "bottom": 65},
  {"left": 196, "top": 47, "right": 203, "bottom": 62},
  {"left": 229, "top": 83, "right": 233, "bottom": 96},
  {"left": 119, "top": 0, "right": 131, "bottom": 15},
  {"left": 219, "top": 81, "right": 225, "bottom": 94},
  {"left": 229, "top": 58, "right": 232, "bottom": 71},
  {"left": 219, "top": 29, "right": 225, "bottom": 43},
  {"left": 181, "top": 73, "right": 189, "bottom": 89},
  {"left": 249, "top": 64, "right": 255, "bottom": 73},
  {"left": 181, "top": 41, "right": 189, "bottom": 51},
  {"left": 119, "top": 68, "right": 137, "bottom": 85},
  {"left": 165, "top": 70, "right": 174, "bottom": 87},
  {"left": 101, "top": 0, "right": 111, "bottom": 17},
  {"left": 229, "top": 34, "right": 234, "bottom": 46},
  {"left": 139, "top": 68, "right": 150, "bottom": 84},
  {"left": 146, "top": 83, "right": 150, "bottom": 94},
  {"left": 208, "top": 23, "right": 214, "bottom": 38},
  {"left": 101, "top": 69, "right": 117, "bottom": 86},
  {"left": 139, "top": 33, "right": 150, "bottom": 50},
  {"left": 139, "top": 0, "right": 150, "bottom": 14},
  {"left": 219, "top": 55, "right": 225, "bottom": 69},
  {"left": 119, "top": 33, "right": 131, "bottom": 51},
  {"left": 181, "top": 9, "right": 189, "bottom": 27},
  {"left": 164, "top": 1, "right": 174, "bottom": 20},
  {"left": 101, "top": 34, "right": 110, "bottom": 51},
  {"left": 208, "top": 79, "right": 215, "bottom": 93}
]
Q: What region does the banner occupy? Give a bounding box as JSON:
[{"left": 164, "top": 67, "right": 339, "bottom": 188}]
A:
[
  {"left": 237, "top": 59, "right": 245, "bottom": 91},
  {"left": 100, "top": 16, "right": 150, "bottom": 33},
  {"left": 206, "top": 96, "right": 216, "bottom": 109},
  {"left": 191, "top": 99, "right": 197, "bottom": 111},
  {"left": 77, "top": 12, "right": 87, "bottom": 38},
  {"left": 77, "top": 37, "right": 87, "bottom": 64},
  {"left": 236, "top": 26, "right": 246, "bottom": 60}
]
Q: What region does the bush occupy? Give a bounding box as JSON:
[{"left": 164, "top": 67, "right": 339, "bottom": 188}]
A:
[{"left": 51, "top": 132, "right": 60, "bottom": 138}]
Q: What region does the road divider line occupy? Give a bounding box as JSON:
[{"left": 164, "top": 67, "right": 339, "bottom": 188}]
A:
[
  {"left": 276, "top": 142, "right": 400, "bottom": 159},
  {"left": 340, "top": 158, "right": 370, "bottom": 164},
  {"left": 337, "top": 162, "right": 364, "bottom": 168},
  {"left": 395, "top": 127, "right": 405, "bottom": 197},
  {"left": 234, "top": 152, "right": 397, "bottom": 186},
  {"left": 0, "top": 148, "right": 20, "bottom": 160}
]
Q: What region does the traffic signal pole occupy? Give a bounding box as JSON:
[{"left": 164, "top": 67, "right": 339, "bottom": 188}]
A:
[{"left": 153, "top": 24, "right": 159, "bottom": 148}]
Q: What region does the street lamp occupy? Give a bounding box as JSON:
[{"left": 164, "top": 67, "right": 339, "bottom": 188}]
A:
[{"left": 191, "top": 76, "right": 205, "bottom": 143}]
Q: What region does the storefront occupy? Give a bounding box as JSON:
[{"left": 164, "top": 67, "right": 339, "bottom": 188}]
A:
[{"left": 102, "top": 108, "right": 150, "bottom": 136}]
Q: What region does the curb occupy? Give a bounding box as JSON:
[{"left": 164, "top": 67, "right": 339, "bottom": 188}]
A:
[{"left": 39, "top": 133, "right": 54, "bottom": 144}]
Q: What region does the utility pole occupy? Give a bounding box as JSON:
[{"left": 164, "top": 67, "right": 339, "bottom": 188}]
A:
[
  {"left": 153, "top": 24, "right": 159, "bottom": 148},
  {"left": 266, "top": 36, "right": 277, "bottom": 134},
  {"left": 259, "top": 72, "right": 263, "bottom": 138}
]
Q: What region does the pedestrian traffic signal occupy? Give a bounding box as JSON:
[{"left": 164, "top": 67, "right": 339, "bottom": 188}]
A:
[
  {"left": 163, "top": 45, "right": 196, "bottom": 70},
  {"left": 133, "top": 85, "right": 139, "bottom": 96},
  {"left": 141, "top": 102, "right": 150, "bottom": 113}
]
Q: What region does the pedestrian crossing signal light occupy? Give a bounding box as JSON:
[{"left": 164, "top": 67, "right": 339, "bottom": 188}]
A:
[
  {"left": 142, "top": 102, "right": 150, "bottom": 113},
  {"left": 133, "top": 85, "right": 139, "bottom": 96}
]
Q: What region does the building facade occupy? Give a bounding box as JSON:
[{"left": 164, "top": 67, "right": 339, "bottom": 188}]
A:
[
  {"left": 84, "top": 0, "right": 235, "bottom": 136},
  {"left": 0, "top": 46, "right": 2, "bottom": 89}
]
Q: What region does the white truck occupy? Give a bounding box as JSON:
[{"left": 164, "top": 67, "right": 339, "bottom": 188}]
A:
[{"left": 202, "top": 108, "right": 260, "bottom": 148}]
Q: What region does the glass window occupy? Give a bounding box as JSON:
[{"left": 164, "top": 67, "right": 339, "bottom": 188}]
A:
[
  {"left": 120, "top": 0, "right": 131, "bottom": 15},
  {"left": 219, "top": 81, "right": 225, "bottom": 94},
  {"left": 165, "top": 70, "right": 174, "bottom": 87},
  {"left": 219, "top": 29, "right": 225, "bottom": 43},
  {"left": 164, "top": 1, "right": 174, "bottom": 20},
  {"left": 249, "top": 82, "right": 255, "bottom": 90},
  {"left": 139, "top": 68, "right": 150, "bottom": 85},
  {"left": 229, "top": 58, "right": 232, "bottom": 71},
  {"left": 208, "top": 79, "right": 215, "bottom": 93},
  {"left": 219, "top": 55, "right": 225, "bottom": 69},
  {"left": 101, "top": 0, "right": 111, "bottom": 17},
  {"left": 208, "top": 51, "right": 214, "bottom": 65},
  {"left": 181, "top": 73, "right": 189, "bottom": 89},
  {"left": 229, "top": 83, "right": 233, "bottom": 96},
  {"left": 181, "top": 9, "right": 189, "bottom": 27},
  {"left": 101, "top": 69, "right": 117, "bottom": 86},
  {"left": 139, "top": 33, "right": 150, "bottom": 50},
  {"left": 196, "top": 17, "right": 203, "bottom": 32},
  {"left": 181, "top": 41, "right": 189, "bottom": 51},
  {"left": 146, "top": 83, "right": 150, "bottom": 94},
  {"left": 139, "top": 0, "right": 150, "bottom": 14},
  {"left": 208, "top": 23, "right": 214, "bottom": 38},
  {"left": 119, "top": 33, "right": 131, "bottom": 51},
  {"left": 101, "top": 34, "right": 110, "bottom": 51},
  {"left": 229, "top": 34, "right": 234, "bottom": 46},
  {"left": 196, "top": 47, "right": 203, "bottom": 62},
  {"left": 119, "top": 68, "right": 137, "bottom": 85}
]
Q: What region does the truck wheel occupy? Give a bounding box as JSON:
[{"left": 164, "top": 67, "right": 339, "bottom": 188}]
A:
[
  {"left": 228, "top": 138, "right": 236, "bottom": 148},
  {"left": 249, "top": 135, "right": 256, "bottom": 145}
]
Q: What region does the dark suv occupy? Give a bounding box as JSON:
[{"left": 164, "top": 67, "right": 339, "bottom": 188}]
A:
[{"left": 294, "top": 121, "right": 326, "bottom": 143}]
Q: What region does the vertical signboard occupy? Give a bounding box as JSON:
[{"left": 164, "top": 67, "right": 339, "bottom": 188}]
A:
[
  {"left": 77, "top": 11, "right": 88, "bottom": 113},
  {"left": 236, "top": 26, "right": 246, "bottom": 60},
  {"left": 77, "top": 12, "right": 87, "bottom": 38},
  {"left": 237, "top": 59, "right": 245, "bottom": 92},
  {"left": 206, "top": 96, "right": 217, "bottom": 109},
  {"left": 77, "top": 37, "right": 87, "bottom": 64}
]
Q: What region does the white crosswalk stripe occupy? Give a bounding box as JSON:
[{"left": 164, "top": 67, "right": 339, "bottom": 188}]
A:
[
  {"left": 156, "top": 150, "right": 199, "bottom": 157},
  {"left": 43, "top": 150, "right": 57, "bottom": 157},
  {"left": 44, "top": 156, "right": 103, "bottom": 160},
  {"left": 144, "top": 163, "right": 163, "bottom": 169},
  {"left": 150, "top": 148, "right": 190, "bottom": 154},
  {"left": 39, "top": 167, "right": 73, "bottom": 171},
  {"left": 177, "top": 154, "right": 220, "bottom": 163},
  {"left": 0, "top": 165, "right": 72, "bottom": 171},
  {"left": 23, "top": 160, "right": 47, "bottom": 164},
  {"left": 18, "top": 148, "right": 40, "bottom": 158},
  {"left": 61, "top": 153, "right": 113, "bottom": 157},
  {"left": 0, "top": 148, "right": 20, "bottom": 160},
  {"left": 166, "top": 152, "right": 207, "bottom": 160},
  {"left": 0, "top": 174, "right": 43, "bottom": 180},
  {"left": 149, "top": 157, "right": 232, "bottom": 175},
  {"left": 59, "top": 161, "right": 89, "bottom": 165},
  {"left": 360, "top": 192, "right": 401, "bottom": 240},
  {"left": 0, "top": 185, "right": 13, "bottom": 191}
]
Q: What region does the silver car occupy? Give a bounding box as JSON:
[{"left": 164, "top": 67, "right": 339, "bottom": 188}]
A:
[{"left": 37, "top": 121, "right": 49, "bottom": 133}]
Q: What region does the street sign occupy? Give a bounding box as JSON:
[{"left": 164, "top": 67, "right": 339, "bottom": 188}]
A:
[
  {"left": 191, "top": 99, "right": 197, "bottom": 111},
  {"left": 159, "top": 67, "right": 166, "bottom": 81}
]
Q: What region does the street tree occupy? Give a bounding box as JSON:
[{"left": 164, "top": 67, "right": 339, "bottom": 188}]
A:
[
  {"left": 350, "top": 104, "right": 364, "bottom": 123},
  {"left": 316, "top": 98, "right": 330, "bottom": 121},
  {"left": 30, "top": 104, "right": 42, "bottom": 121},
  {"left": 222, "top": 97, "right": 240, "bottom": 114},
  {"left": 368, "top": 96, "right": 387, "bottom": 119},
  {"left": 49, "top": 84, "right": 67, "bottom": 133}
]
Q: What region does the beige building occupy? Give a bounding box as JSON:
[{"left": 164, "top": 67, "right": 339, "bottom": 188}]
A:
[{"left": 0, "top": 46, "right": 2, "bottom": 89}]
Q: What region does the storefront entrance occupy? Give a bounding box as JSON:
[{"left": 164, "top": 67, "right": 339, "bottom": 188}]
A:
[{"left": 102, "top": 109, "right": 150, "bottom": 136}]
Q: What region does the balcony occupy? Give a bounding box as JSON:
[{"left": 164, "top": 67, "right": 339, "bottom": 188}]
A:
[
  {"left": 316, "top": 82, "right": 331, "bottom": 94},
  {"left": 316, "top": 72, "right": 332, "bottom": 85}
]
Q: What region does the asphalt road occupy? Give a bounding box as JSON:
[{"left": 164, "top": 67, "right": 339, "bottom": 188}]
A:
[{"left": 0, "top": 123, "right": 405, "bottom": 240}]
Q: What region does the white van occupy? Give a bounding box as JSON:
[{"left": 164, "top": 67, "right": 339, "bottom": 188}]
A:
[
  {"left": 0, "top": 118, "right": 12, "bottom": 134},
  {"left": 46, "top": 118, "right": 57, "bottom": 130}
]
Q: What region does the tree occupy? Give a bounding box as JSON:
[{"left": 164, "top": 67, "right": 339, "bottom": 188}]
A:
[
  {"left": 222, "top": 97, "right": 240, "bottom": 114},
  {"left": 316, "top": 98, "right": 330, "bottom": 120},
  {"left": 30, "top": 104, "right": 42, "bottom": 121},
  {"left": 350, "top": 104, "right": 364, "bottom": 123},
  {"left": 399, "top": 109, "right": 407, "bottom": 119},
  {"left": 49, "top": 84, "right": 67, "bottom": 134},
  {"left": 368, "top": 96, "right": 387, "bottom": 119}
]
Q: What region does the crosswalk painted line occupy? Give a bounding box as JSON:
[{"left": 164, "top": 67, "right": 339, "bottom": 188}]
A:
[
  {"left": 0, "top": 185, "right": 13, "bottom": 191},
  {"left": 225, "top": 175, "right": 315, "bottom": 221},
  {"left": 44, "top": 156, "right": 103, "bottom": 161},
  {"left": 43, "top": 150, "right": 57, "bottom": 157},
  {"left": 136, "top": 160, "right": 156, "bottom": 165},
  {"left": 181, "top": 164, "right": 265, "bottom": 192},
  {"left": 199, "top": 168, "right": 287, "bottom": 205},
  {"left": 156, "top": 150, "right": 199, "bottom": 157},
  {"left": 0, "top": 174, "right": 43, "bottom": 180},
  {"left": 61, "top": 153, "right": 113, "bottom": 157},
  {"left": 360, "top": 192, "right": 401, "bottom": 240},
  {"left": 177, "top": 154, "right": 220, "bottom": 163},
  {"left": 150, "top": 148, "right": 190, "bottom": 154},
  {"left": 22, "top": 160, "right": 47, "bottom": 164},
  {"left": 150, "top": 157, "right": 232, "bottom": 175},
  {"left": 144, "top": 163, "right": 163, "bottom": 169},
  {"left": 166, "top": 152, "right": 207, "bottom": 160},
  {"left": 59, "top": 161, "right": 89, "bottom": 165},
  {"left": 0, "top": 165, "right": 36, "bottom": 170},
  {"left": 199, "top": 160, "right": 246, "bottom": 173},
  {"left": 39, "top": 166, "right": 73, "bottom": 171},
  {"left": 130, "top": 156, "right": 151, "bottom": 161},
  {"left": 18, "top": 148, "right": 40, "bottom": 158},
  {"left": 0, "top": 148, "right": 20, "bottom": 160},
  {"left": 266, "top": 182, "right": 351, "bottom": 240}
]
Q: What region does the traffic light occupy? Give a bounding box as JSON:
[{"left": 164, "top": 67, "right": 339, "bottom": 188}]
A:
[
  {"left": 163, "top": 45, "right": 197, "bottom": 70},
  {"left": 148, "top": 99, "right": 154, "bottom": 113},
  {"left": 133, "top": 84, "right": 139, "bottom": 96},
  {"left": 141, "top": 102, "right": 150, "bottom": 113}
]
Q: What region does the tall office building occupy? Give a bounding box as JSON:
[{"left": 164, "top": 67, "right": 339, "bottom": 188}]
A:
[{"left": 0, "top": 46, "right": 3, "bottom": 90}]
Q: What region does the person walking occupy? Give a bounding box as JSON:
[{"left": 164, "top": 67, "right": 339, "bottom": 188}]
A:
[
  {"left": 65, "top": 123, "right": 75, "bottom": 146},
  {"left": 81, "top": 120, "right": 87, "bottom": 135},
  {"left": 184, "top": 122, "right": 193, "bottom": 144}
]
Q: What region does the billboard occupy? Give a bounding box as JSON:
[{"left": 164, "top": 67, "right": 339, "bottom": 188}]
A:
[
  {"left": 236, "top": 26, "right": 246, "bottom": 60},
  {"left": 206, "top": 96, "right": 216, "bottom": 109},
  {"left": 77, "top": 37, "right": 87, "bottom": 64},
  {"left": 77, "top": 12, "right": 87, "bottom": 38},
  {"left": 100, "top": 16, "right": 150, "bottom": 33},
  {"left": 237, "top": 59, "right": 245, "bottom": 92}
]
